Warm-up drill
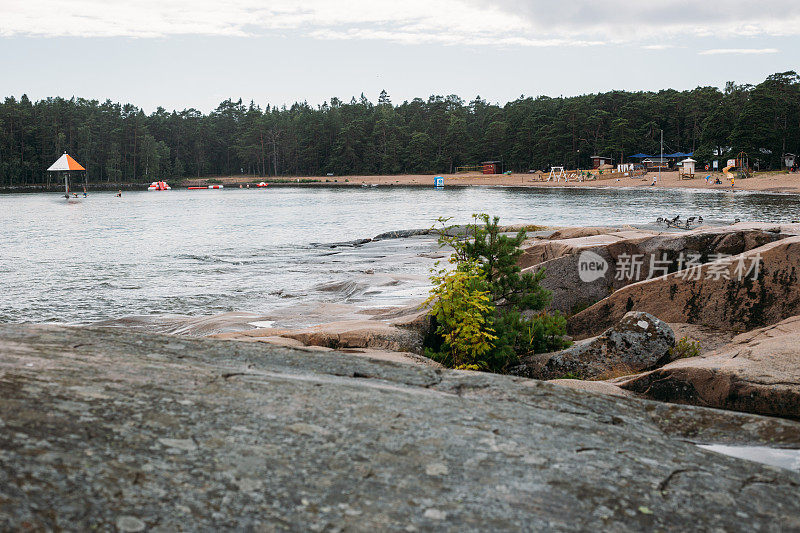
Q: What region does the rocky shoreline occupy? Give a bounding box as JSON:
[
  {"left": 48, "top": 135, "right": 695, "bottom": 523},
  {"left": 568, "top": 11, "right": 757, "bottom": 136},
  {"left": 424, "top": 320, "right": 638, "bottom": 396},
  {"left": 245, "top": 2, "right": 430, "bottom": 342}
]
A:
[
  {"left": 3, "top": 221, "right": 800, "bottom": 529},
  {"left": 214, "top": 222, "right": 800, "bottom": 420}
]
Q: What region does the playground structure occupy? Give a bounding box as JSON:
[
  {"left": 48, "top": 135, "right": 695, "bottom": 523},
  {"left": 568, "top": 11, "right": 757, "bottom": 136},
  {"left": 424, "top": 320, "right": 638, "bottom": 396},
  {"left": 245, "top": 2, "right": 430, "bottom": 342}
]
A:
[
  {"left": 548, "top": 166, "right": 566, "bottom": 182},
  {"left": 735, "top": 152, "right": 752, "bottom": 179},
  {"left": 724, "top": 152, "right": 752, "bottom": 180},
  {"left": 540, "top": 164, "right": 646, "bottom": 183}
]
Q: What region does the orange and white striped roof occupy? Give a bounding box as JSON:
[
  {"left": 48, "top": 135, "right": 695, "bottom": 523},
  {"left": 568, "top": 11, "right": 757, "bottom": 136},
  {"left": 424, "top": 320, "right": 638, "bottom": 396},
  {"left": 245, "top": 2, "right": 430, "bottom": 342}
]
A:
[{"left": 47, "top": 152, "right": 85, "bottom": 171}]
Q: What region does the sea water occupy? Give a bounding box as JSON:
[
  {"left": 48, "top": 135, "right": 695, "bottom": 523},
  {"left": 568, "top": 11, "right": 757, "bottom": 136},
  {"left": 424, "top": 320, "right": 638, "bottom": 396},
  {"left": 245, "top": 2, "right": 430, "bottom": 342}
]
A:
[{"left": 2, "top": 186, "right": 799, "bottom": 330}]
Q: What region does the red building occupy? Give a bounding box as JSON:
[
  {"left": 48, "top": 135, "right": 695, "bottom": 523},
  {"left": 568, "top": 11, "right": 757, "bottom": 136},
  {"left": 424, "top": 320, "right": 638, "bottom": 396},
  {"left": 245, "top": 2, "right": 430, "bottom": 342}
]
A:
[
  {"left": 590, "top": 155, "right": 613, "bottom": 169},
  {"left": 481, "top": 161, "right": 502, "bottom": 174}
]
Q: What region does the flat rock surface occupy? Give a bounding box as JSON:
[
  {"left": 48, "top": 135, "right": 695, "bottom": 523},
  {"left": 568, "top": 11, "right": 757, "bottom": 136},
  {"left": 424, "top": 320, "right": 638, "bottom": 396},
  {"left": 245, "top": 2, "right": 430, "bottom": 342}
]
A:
[
  {"left": 228, "top": 319, "right": 423, "bottom": 354},
  {"left": 519, "top": 229, "right": 656, "bottom": 270},
  {"left": 2, "top": 324, "right": 800, "bottom": 531},
  {"left": 546, "top": 378, "right": 638, "bottom": 398}
]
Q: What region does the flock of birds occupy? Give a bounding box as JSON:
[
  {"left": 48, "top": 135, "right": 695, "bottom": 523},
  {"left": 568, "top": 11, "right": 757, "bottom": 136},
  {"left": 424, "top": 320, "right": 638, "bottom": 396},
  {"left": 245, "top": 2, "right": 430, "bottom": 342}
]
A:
[
  {"left": 656, "top": 215, "right": 745, "bottom": 228},
  {"left": 656, "top": 215, "right": 705, "bottom": 228}
]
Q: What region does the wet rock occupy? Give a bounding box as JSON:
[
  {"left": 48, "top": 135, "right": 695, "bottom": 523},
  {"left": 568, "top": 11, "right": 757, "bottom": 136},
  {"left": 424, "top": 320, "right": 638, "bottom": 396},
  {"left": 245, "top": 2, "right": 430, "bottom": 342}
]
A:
[
  {"left": 313, "top": 238, "right": 373, "bottom": 248},
  {"left": 280, "top": 320, "right": 423, "bottom": 353},
  {"left": 619, "top": 315, "right": 800, "bottom": 418},
  {"left": 1, "top": 324, "right": 800, "bottom": 530},
  {"left": 373, "top": 224, "right": 550, "bottom": 242},
  {"left": 512, "top": 312, "right": 676, "bottom": 380},
  {"left": 568, "top": 235, "right": 800, "bottom": 338},
  {"left": 372, "top": 228, "right": 432, "bottom": 240}
]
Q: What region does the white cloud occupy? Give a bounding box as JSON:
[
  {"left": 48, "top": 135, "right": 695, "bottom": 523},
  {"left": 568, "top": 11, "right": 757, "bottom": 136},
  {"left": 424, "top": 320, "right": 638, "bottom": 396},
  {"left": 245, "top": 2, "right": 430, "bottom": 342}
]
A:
[
  {"left": 1, "top": 0, "right": 798, "bottom": 48},
  {"left": 698, "top": 48, "right": 779, "bottom": 55},
  {"left": 477, "top": 0, "right": 800, "bottom": 39}
]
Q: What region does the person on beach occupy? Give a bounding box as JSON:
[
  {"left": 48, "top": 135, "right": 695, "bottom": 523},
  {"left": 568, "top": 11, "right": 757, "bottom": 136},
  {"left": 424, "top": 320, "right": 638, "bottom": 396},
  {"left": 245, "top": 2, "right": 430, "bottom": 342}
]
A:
[
  {"left": 705, "top": 174, "right": 711, "bottom": 183},
  {"left": 116, "top": 190, "right": 122, "bottom": 197}
]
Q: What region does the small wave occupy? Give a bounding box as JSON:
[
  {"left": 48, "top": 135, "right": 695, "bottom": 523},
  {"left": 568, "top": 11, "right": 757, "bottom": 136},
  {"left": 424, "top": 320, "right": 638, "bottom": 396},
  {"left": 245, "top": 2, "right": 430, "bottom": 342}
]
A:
[
  {"left": 313, "top": 279, "right": 369, "bottom": 300},
  {"left": 94, "top": 282, "right": 143, "bottom": 290},
  {"left": 248, "top": 320, "right": 276, "bottom": 329},
  {"left": 175, "top": 254, "right": 264, "bottom": 265}
]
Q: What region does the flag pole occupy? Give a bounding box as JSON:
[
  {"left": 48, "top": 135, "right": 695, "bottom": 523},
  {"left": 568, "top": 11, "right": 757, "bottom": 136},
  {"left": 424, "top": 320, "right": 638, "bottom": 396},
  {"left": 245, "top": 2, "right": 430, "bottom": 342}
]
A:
[{"left": 659, "top": 129, "right": 663, "bottom": 183}]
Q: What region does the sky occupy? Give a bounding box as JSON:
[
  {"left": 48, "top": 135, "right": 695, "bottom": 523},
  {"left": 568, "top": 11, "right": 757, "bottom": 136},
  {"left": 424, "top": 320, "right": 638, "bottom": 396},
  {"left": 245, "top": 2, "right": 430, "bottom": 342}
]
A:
[{"left": 1, "top": 0, "right": 799, "bottom": 113}]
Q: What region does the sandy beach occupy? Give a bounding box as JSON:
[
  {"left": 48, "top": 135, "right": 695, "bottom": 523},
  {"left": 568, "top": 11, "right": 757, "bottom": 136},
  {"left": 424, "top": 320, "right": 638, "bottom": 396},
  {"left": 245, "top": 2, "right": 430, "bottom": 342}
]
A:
[{"left": 192, "top": 170, "right": 800, "bottom": 194}]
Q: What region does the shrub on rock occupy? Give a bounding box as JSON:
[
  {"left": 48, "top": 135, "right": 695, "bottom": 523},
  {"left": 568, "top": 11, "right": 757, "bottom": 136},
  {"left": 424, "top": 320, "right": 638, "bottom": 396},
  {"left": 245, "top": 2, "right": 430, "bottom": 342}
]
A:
[{"left": 424, "top": 214, "right": 569, "bottom": 373}]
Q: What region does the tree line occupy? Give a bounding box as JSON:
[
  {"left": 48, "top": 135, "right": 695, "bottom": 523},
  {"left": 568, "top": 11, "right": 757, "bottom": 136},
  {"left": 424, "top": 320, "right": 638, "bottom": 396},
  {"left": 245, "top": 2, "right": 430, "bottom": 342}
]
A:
[{"left": 1, "top": 71, "right": 798, "bottom": 186}]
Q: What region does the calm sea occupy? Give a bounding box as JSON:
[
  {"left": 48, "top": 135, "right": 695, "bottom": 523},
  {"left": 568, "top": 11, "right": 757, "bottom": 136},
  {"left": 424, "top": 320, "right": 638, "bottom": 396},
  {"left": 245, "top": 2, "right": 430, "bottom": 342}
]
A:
[{"left": 2, "top": 186, "right": 799, "bottom": 330}]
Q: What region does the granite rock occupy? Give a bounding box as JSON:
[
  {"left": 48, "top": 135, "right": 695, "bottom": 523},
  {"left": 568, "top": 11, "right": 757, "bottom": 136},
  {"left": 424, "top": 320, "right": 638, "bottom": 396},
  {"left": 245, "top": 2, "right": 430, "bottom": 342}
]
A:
[
  {"left": 1, "top": 324, "right": 800, "bottom": 531},
  {"left": 568, "top": 235, "right": 800, "bottom": 338},
  {"left": 619, "top": 315, "right": 800, "bottom": 418},
  {"left": 512, "top": 312, "right": 675, "bottom": 380}
]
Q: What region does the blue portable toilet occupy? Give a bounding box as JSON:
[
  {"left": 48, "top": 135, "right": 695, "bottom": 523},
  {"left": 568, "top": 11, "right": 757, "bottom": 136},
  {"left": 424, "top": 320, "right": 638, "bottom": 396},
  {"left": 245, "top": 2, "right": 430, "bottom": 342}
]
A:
[{"left": 434, "top": 176, "right": 444, "bottom": 187}]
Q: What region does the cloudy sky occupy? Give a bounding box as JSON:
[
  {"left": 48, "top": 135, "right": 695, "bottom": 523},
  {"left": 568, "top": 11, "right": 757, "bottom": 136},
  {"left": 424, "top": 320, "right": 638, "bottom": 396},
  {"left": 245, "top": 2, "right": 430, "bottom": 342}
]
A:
[{"left": 1, "top": 0, "right": 798, "bottom": 112}]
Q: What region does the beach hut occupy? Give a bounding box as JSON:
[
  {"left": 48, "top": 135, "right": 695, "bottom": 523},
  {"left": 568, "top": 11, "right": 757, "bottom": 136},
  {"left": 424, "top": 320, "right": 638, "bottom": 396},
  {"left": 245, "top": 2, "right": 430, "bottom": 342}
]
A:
[
  {"left": 642, "top": 157, "right": 668, "bottom": 171},
  {"left": 481, "top": 161, "right": 502, "bottom": 174},
  {"left": 590, "top": 156, "right": 613, "bottom": 169},
  {"left": 678, "top": 158, "right": 696, "bottom": 179},
  {"left": 47, "top": 152, "right": 86, "bottom": 199}
]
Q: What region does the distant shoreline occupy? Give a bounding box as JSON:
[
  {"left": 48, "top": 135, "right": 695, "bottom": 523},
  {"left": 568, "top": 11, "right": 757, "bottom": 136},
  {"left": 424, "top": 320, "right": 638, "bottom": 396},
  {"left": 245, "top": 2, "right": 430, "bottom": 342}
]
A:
[{"left": 3, "top": 170, "right": 800, "bottom": 195}]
